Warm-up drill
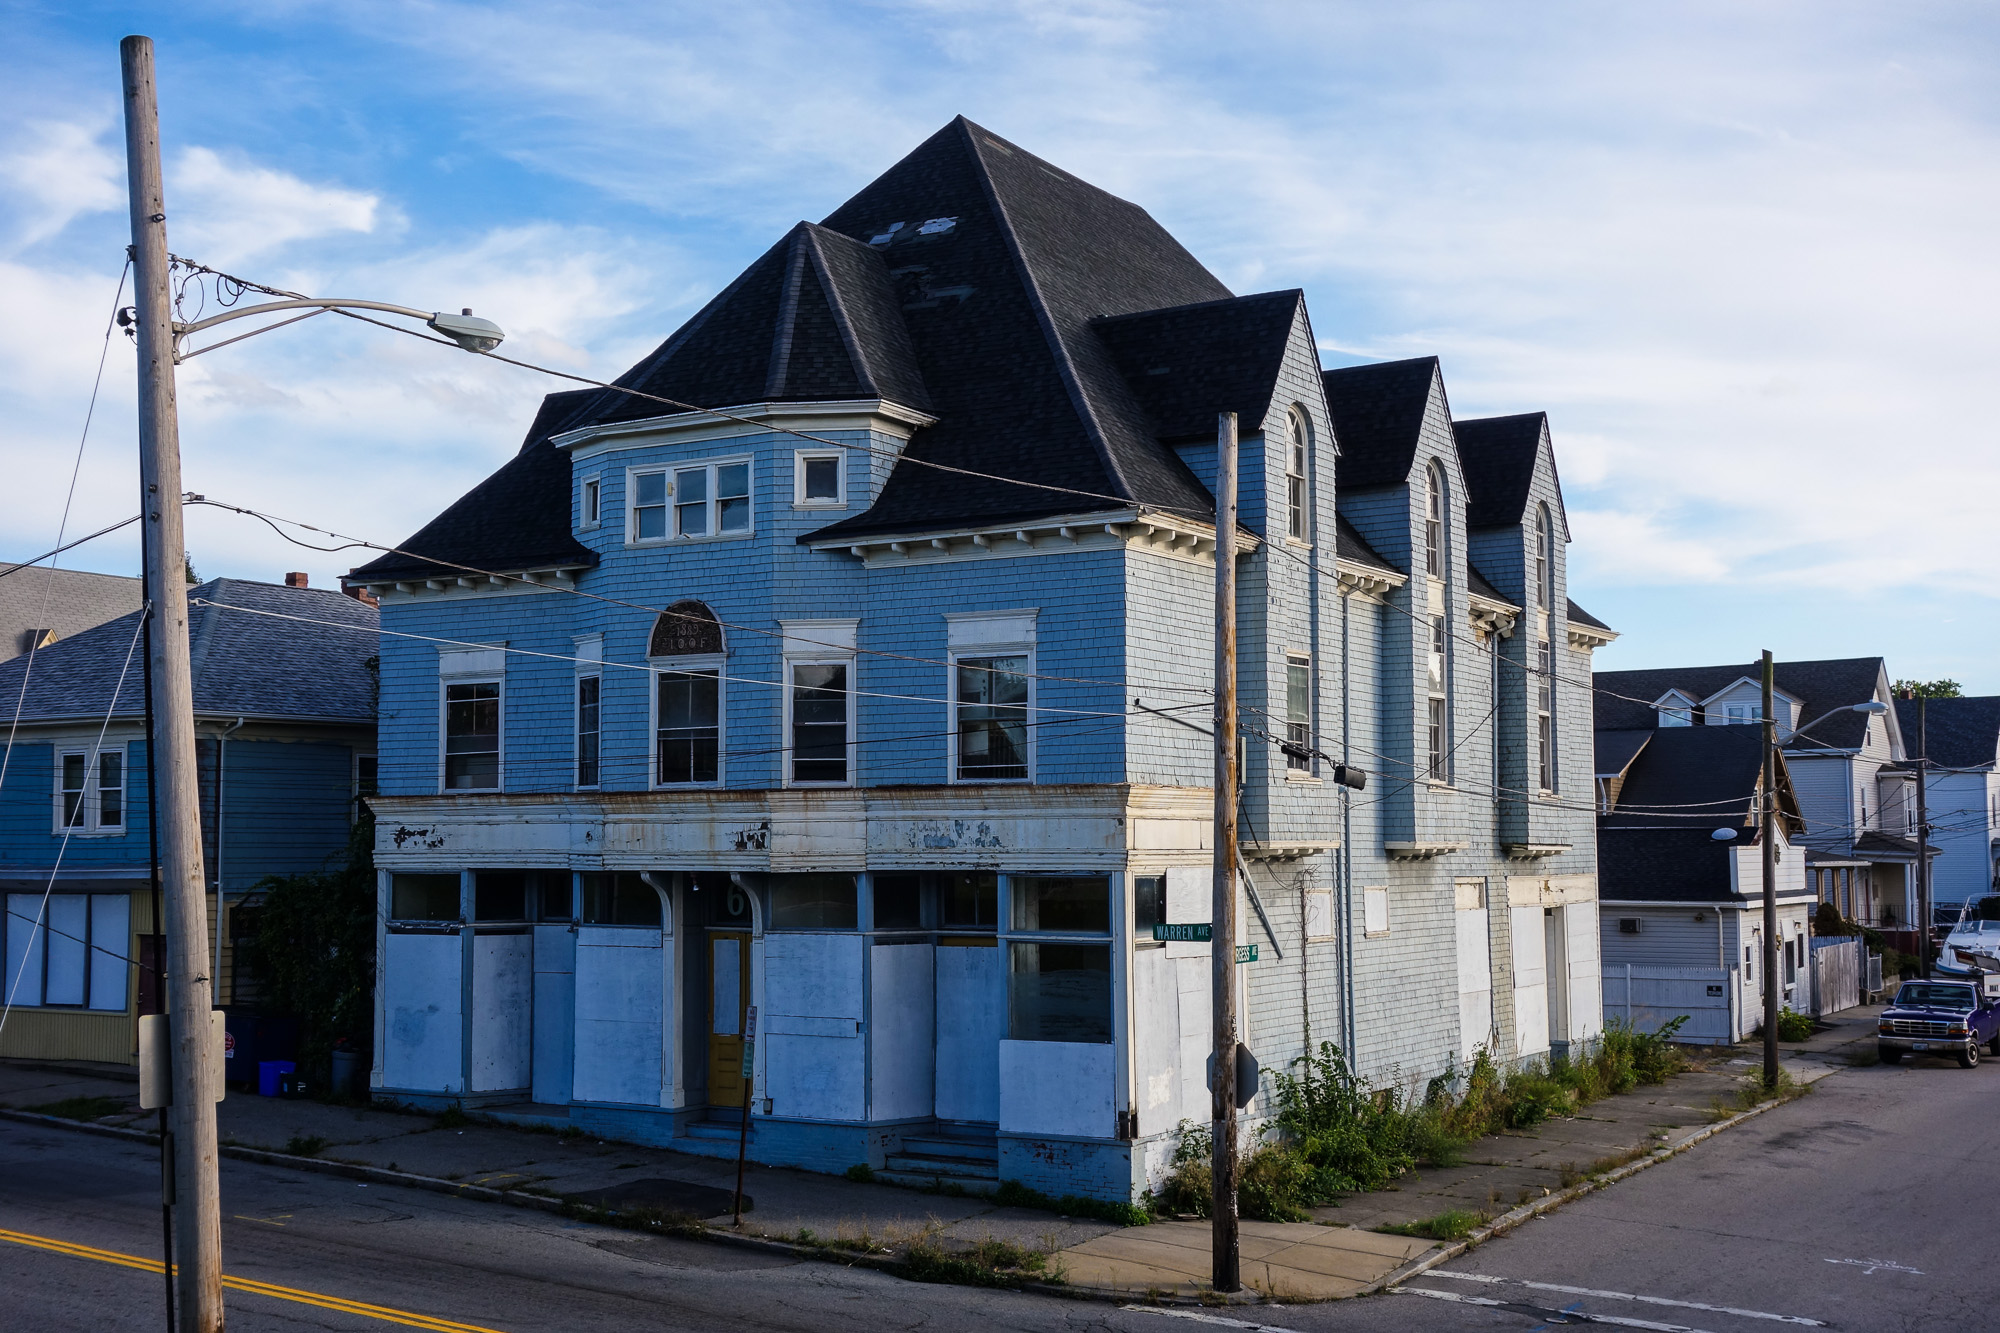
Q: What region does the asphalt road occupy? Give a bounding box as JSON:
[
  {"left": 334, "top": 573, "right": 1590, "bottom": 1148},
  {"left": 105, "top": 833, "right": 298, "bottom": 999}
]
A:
[{"left": 0, "top": 1054, "right": 1986, "bottom": 1332}]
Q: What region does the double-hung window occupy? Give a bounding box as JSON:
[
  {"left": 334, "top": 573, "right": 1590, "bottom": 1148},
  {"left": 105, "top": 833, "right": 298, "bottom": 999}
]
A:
[
  {"left": 657, "top": 669, "right": 721, "bottom": 784},
  {"left": 1423, "top": 462, "right": 1445, "bottom": 579},
  {"left": 1285, "top": 655, "right": 1312, "bottom": 773},
  {"left": 955, "top": 655, "right": 1029, "bottom": 781},
  {"left": 575, "top": 676, "right": 601, "bottom": 787},
  {"left": 55, "top": 747, "right": 123, "bottom": 833},
  {"left": 444, "top": 682, "right": 501, "bottom": 790},
  {"left": 782, "top": 619, "right": 858, "bottom": 786},
  {"left": 790, "top": 663, "right": 850, "bottom": 783}
]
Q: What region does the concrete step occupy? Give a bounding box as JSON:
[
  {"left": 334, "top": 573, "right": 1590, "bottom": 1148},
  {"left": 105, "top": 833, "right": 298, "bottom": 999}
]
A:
[
  {"left": 895, "top": 1135, "right": 998, "bottom": 1166},
  {"left": 682, "top": 1121, "right": 745, "bottom": 1142},
  {"left": 882, "top": 1151, "right": 999, "bottom": 1181},
  {"left": 875, "top": 1168, "right": 999, "bottom": 1193}
]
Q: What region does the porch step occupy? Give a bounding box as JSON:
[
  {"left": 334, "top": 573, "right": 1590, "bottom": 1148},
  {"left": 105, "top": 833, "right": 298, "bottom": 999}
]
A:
[
  {"left": 881, "top": 1132, "right": 1000, "bottom": 1186},
  {"left": 894, "top": 1134, "right": 998, "bottom": 1167},
  {"left": 682, "top": 1120, "right": 746, "bottom": 1142}
]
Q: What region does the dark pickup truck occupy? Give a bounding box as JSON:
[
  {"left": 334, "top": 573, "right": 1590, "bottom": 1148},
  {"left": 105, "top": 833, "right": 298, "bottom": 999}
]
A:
[{"left": 1878, "top": 976, "right": 2000, "bottom": 1067}]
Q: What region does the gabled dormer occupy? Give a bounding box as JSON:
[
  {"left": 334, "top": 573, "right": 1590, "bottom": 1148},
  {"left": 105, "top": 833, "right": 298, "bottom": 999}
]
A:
[
  {"left": 1653, "top": 689, "right": 1699, "bottom": 727},
  {"left": 1699, "top": 677, "right": 1802, "bottom": 735}
]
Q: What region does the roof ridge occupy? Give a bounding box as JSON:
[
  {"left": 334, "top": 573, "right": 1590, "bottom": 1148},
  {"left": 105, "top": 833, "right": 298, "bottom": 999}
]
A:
[
  {"left": 798, "top": 225, "right": 878, "bottom": 399},
  {"left": 962, "top": 121, "right": 1136, "bottom": 504},
  {"left": 1091, "top": 287, "right": 1303, "bottom": 329},
  {"left": 764, "top": 225, "right": 810, "bottom": 399}
]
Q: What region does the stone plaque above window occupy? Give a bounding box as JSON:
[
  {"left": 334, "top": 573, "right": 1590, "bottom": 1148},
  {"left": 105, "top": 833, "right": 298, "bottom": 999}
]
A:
[{"left": 649, "top": 601, "right": 724, "bottom": 658}]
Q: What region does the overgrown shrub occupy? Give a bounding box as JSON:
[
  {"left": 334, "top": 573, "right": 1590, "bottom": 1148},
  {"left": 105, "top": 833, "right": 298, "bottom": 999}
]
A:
[{"left": 239, "top": 811, "right": 376, "bottom": 1086}]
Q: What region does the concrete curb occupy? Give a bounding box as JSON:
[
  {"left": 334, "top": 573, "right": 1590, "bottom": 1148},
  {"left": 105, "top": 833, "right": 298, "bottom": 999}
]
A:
[{"left": 1357, "top": 1076, "right": 1827, "bottom": 1298}]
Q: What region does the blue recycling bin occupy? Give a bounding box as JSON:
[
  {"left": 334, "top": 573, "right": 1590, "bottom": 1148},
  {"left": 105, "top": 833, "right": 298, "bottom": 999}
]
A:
[{"left": 258, "top": 1060, "right": 295, "bottom": 1097}]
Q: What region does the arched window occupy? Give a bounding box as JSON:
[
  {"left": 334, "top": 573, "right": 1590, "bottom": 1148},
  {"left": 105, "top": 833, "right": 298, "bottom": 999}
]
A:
[
  {"left": 1535, "top": 504, "right": 1554, "bottom": 610},
  {"left": 649, "top": 602, "right": 725, "bottom": 786},
  {"left": 1423, "top": 462, "right": 1445, "bottom": 578},
  {"left": 1286, "top": 410, "right": 1311, "bottom": 542}
]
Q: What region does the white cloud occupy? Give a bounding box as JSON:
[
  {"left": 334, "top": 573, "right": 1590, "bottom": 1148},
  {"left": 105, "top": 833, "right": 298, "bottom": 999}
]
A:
[
  {"left": 168, "top": 146, "right": 383, "bottom": 267},
  {"left": 0, "top": 120, "right": 123, "bottom": 249}
]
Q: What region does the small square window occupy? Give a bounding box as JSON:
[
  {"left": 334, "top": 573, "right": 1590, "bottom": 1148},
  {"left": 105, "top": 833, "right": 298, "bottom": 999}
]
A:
[
  {"left": 1133, "top": 875, "right": 1165, "bottom": 938},
  {"left": 873, "top": 873, "right": 924, "bottom": 930},
  {"left": 941, "top": 871, "right": 997, "bottom": 929},
  {"left": 392, "top": 874, "right": 462, "bottom": 921},
  {"left": 797, "top": 453, "right": 843, "bottom": 505},
  {"left": 1010, "top": 875, "right": 1110, "bottom": 934}
]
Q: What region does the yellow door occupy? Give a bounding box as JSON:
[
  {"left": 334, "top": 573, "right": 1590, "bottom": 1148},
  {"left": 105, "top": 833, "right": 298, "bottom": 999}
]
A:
[{"left": 708, "top": 931, "right": 750, "bottom": 1107}]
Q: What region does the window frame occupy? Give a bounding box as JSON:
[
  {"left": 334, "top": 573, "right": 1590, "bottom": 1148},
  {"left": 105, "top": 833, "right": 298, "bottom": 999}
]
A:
[
  {"left": 650, "top": 653, "right": 725, "bottom": 788},
  {"left": 793, "top": 450, "right": 847, "bottom": 508},
  {"left": 1535, "top": 635, "right": 1556, "bottom": 794},
  {"left": 579, "top": 473, "right": 602, "bottom": 531},
  {"left": 626, "top": 456, "right": 755, "bottom": 546},
  {"left": 1285, "top": 410, "right": 1311, "bottom": 544},
  {"left": 1423, "top": 461, "right": 1445, "bottom": 580},
  {"left": 1535, "top": 503, "right": 1554, "bottom": 610},
  {"left": 1363, "top": 885, "right": 1390, "bottom": 937},
  {"left": 950, "top": 647, "right": 1034, "bottom": 784},
  {"left": 1427, "top": 615, "right": 1450, "bottom": 783},
  {"left": 1003, "top": 872, "right": 1116, "bottom": 1044},
  {"left": 1285, "top": 653, "right": 1314, "bottom": 776},
  {"left": 574, "top": 674, "right": 602, "bottom": 789},
  {"left": 784, "top": 655, "right": 855, "bottom": 787},
  {"left": 52, "top": 742, "right": 126, "bottom": 836},
  {"left": 439, "top": 678, "right": 504, "bottom": 794}
]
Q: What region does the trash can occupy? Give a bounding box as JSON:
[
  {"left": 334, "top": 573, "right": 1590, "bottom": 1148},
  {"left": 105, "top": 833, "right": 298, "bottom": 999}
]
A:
[
  {"left": 257, "top": 1060, "right": 295, "bottom": 1098},
  {"left": 330, "top": 1048, "right": 364, "bottom": 1102}
]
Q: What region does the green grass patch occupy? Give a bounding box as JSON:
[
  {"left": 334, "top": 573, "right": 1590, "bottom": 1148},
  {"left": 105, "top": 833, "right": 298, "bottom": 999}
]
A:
[
  {"left": 433, "top": 1102, "right": 471, "bottom": 1130},
  {"left": 282, "top": 1134, "right": 328, "bottom": 1158},
  {"left": 1374, "top": 1208, "right": 1486, "bottom": 1241},
  {"left": 902, "top": 1237, "right": 1053, "bottom": 1288},
  {"left": 28, "top": 1095, "right": 127, "bottom": 1122},
  {"left": 844, "top": 1163, "right": 876, "bottom": 1183}
]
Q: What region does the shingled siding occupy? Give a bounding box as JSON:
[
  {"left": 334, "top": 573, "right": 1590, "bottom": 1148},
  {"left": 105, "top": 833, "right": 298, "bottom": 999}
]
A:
[
  {"left": 0, "top": 737, "right": 149, "bottom": 873},
  {"left": 216, "top": 740, "right": 360, "bottom": 889}
]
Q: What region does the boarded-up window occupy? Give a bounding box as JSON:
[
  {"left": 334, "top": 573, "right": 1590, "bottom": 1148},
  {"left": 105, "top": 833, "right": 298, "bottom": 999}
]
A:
[{"left": 1363, "top": 886, "right": 1390, "bottom": 936}]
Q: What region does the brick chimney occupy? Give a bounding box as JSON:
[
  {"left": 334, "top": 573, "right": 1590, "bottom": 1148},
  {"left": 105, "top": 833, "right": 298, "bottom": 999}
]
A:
[
  {"left": 344, "top": 584, "right": 379, "bottom": 608},
  {"left": 284, "top": 572, "right": 309, "bottom": 588}
]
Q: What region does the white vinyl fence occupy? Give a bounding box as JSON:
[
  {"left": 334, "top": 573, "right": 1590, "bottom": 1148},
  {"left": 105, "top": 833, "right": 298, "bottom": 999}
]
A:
[
  {"left": 1601, "top": 965, "right": 1743, "bottom": 1046},
  {"left": 1808, "top": 937, "right": 1866, "bottom": 1017}
]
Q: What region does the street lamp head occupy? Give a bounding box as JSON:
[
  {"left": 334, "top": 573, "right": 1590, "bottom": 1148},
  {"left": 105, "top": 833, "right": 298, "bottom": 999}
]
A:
[
  {"left": 1851, "top": 701, "right": 1889, "bottom": 715},
  {"left": 1711, "top": 827, "right": 1738, "bottom": 841},
  {"left": 427, "top": 308, "right": 504, "bottom": 353}
]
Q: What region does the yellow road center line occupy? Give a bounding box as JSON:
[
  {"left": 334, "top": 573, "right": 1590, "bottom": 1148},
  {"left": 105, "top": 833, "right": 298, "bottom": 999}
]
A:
[{"left": 0, "top": 1226, "right": 509, "bottom": 1332}]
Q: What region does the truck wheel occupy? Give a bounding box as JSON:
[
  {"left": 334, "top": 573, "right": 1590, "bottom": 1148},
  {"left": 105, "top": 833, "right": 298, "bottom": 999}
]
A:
[
  {"left": 1879, "top": 1046, "right": 1902, "bottom": 1064},
  {"left": 1959, "top": 1040, "right": 1980, "bottom": 1069}
]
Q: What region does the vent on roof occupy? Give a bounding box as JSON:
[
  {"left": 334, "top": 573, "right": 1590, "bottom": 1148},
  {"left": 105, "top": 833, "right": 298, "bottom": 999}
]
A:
[
  {"left": 868, "top": 222, "right": 906, "bottom": 247},
  {"left": 916, "top": 217, "right": 957, "bottom": 236},
  {"left": 1618, "top": 918, "right": 1642, "bottom": 935}
]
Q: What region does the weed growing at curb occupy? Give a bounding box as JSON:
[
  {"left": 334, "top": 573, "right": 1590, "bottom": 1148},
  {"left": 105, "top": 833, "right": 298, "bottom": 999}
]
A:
[
  {"left": 1374, "top": 1208, "right": 1487, "bottom": 1241},
  {"left": 845, "top": 1163, "right": 875, "bottom": 1183},
  {"left": 433, "top": 1102, "right": 471, "bottom": 1130},
  {"left": 283, "top": 1134, "right": 328, "bottom": 1158},
  {"left": 991, "top": 1179, "right": 1150, "bottom": 1226}
]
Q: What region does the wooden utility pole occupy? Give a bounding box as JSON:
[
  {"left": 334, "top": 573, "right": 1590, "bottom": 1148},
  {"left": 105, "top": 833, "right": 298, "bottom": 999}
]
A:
[
  {"left": 1760, "top": 650, "right": 1779, "bottom": 1092},
  {"left": 1211, "top": 412, "right": 1240, "bottom": 1293},
  {"left": 1916, "top": 697, "right": 1932, "bottom": 980},
  {"left": 121, "top": 34, "right": 225, "bottom": 1331}
]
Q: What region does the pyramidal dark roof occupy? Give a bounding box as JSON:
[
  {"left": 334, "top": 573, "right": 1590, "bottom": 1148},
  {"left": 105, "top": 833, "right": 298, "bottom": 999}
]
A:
[
  {"left": 1894, "top": 695, "right": 2000, "bottom": 770},
  {"left": 1322, "top": 357, "right": 1440, "bottom": 491},
  {"left": 1454, "top": 413, "right": 1548, "bottom": 529},
  {"left": 809, "top": 117, "right": 1232, "bottom": 538},
  {"left": 357, "top": 117, "right": 1278, "bottom": 578}
]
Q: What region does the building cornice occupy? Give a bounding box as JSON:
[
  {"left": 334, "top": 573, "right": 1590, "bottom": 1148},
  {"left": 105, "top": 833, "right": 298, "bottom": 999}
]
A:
[
  {"left": 552, "top": 398, "right": 939, "bottom": 454},
  {"left": 357, "top": 566, "right": 590, "bottom": 606},
  {"left": 806, "top": 508, "right": 1259, "bottom": 569},
  {"left": 1334, "top": 558, "right": 1405, "bottom": 603},
  {"left": 1568, "top": 622, "right": 1617, "bottom": 650}
]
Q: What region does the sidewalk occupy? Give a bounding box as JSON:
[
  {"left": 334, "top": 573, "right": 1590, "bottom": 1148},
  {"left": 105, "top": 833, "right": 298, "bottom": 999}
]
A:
[{"left": 0, "top": 1011, "right": 1871, "bottom": 1302}]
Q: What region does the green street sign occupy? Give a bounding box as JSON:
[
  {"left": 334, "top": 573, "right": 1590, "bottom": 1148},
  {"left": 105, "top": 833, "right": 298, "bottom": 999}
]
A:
[
  {"left": 1152, "top": 922, "right": 1212, "bottom": 942},
  {"left": 1236, "top": 945, "right": 1258, "bottom": 964}
]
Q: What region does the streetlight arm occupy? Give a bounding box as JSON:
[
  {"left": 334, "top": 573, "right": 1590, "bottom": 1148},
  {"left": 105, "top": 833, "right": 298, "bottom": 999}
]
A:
[
  {"left": 167, "top": 298, "right": 503, "bottom": 356},
  {"left": 174, "top": 296, "right": 434, "bottom": 337}
]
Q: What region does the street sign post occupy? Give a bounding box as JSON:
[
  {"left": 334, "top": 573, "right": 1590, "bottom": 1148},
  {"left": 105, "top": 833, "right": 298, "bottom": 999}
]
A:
[{"left": 1153, "top": 923, "right": 1212, "bottom": 943}]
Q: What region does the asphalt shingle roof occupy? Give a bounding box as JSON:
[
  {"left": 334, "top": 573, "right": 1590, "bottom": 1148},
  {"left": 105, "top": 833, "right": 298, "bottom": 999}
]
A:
[
  {"left": 1468, "top": 563, "right": 1515, "bottom": 608},
  {"left": 357, "top": 117, "right": 1310, "bottom": 577},
  {"left": 1321, "top": 357, "right": 1439, "bottom": 491},
  {"left": 1594, "top": 657, "right": 1888, "bottom": 750},
  {"left": 1453, "top": 413, "right": 1546, "bottom": 529},
  {"left": 1602, "top": 725, "right": 1767, "bottom": 830},
  {"left": 1594, "top": 728, "right": 1651, "bottom": 778},
  {"left": 0, "top": 580, "right": 378, "bottom": 724},
  {"left": 1894, "top": 695, "right": 2000, "bottom": 770},
  {"left": 1598, "top": 827, "right": 1739, "bottom": 903},
  {"left": 1567, "top": 598, "right": 1611, "bottom": 632}
]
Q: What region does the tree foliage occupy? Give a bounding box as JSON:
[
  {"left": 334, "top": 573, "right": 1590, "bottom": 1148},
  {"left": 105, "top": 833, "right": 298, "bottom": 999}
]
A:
[
  {"left": 1894, "top": 679, "right": 1962, "bottom": 699},
  {"left": 240, "top": 811, "right": 376, "bottom": 1080}
]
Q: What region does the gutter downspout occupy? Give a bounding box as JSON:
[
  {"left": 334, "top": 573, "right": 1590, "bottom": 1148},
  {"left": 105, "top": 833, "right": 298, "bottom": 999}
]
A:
[
  {"left": 1340, "top": 589, "right": 1356, "bottom": 1061},
  {"left": 214, "top": 716, "right": 244, "bottom": 1002}
]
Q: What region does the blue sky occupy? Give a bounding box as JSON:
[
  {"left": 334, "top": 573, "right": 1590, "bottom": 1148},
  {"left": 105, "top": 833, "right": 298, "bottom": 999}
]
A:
[{"left": 3, "top": 1, "right": 1997, "bottom": 689}]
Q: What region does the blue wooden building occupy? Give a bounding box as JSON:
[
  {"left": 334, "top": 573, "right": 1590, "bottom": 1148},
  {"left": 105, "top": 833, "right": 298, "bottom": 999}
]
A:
[
  {"left": 0, "top": 577, "right": 377, "bottom": 1065},
  {"left": 349, "top": 119, "right": 1611, "bottom": 1202}
]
